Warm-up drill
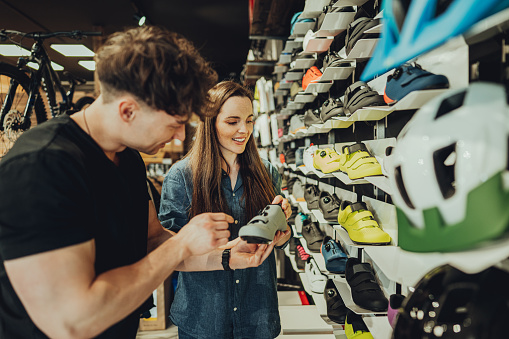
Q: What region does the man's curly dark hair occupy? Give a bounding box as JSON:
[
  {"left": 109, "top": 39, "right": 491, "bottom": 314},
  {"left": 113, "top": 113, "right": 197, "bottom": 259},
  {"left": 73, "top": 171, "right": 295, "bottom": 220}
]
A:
[{"left": 95, "top": 25, "right": 218, "bottom": 119}]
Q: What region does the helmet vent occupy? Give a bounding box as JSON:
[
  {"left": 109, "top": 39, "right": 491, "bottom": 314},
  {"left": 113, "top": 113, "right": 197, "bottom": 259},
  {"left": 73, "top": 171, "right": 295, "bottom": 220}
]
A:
[
  {"left": 435, "top": 0, "right": 453, "bottom": 18},
  {"left": 392, "top": 0, "right": 411, "bottom": 31},
  {"left": 395, "top": 166, "right": 415, "bottom": 209},
  {"left": 434, "top": 144, "right": 457, "bottom": 199},
  {"left": 435, "top": 91, "right": 466, "bottom": 120}
]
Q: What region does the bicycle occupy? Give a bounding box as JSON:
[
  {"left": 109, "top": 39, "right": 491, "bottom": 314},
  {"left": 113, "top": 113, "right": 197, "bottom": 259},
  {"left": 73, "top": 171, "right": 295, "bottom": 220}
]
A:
[{"left": 0, "top": 29, "right": 102, "bottom": 158}]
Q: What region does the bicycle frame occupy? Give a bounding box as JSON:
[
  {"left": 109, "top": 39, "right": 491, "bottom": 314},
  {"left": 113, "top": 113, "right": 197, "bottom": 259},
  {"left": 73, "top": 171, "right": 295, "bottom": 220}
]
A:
[{"left": 23, "top": 39, "right": 73, "bottom": 119}]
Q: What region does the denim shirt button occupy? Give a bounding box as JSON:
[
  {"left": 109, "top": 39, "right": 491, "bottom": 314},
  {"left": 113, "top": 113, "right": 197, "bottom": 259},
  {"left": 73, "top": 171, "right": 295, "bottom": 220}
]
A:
[
  {"left": 236, "top": 280, "right": 240, "bottom": 283},
  {"left": 233, "top": 193, "right": 235, "bottom": 197},
  {"left": 235, "top": 220, "right": 238, "bottom": 224},
  {"left": 233, "top": 307, "right": 237, "bottom": 311}
]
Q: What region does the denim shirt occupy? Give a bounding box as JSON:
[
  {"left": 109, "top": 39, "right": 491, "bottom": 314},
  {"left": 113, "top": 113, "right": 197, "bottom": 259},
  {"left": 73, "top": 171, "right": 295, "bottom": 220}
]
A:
[{"left": 159, "top": 158, "right": 282, "bottom": 339}]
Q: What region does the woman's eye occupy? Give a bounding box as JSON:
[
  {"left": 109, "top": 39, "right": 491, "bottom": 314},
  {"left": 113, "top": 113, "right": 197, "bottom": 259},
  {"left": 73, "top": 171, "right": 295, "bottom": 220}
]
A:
[
  {"left": 247, "top": 120, "right": 254, "bottom": 124},
  {"left": 227, "top": 121, "right": 237, "bottom": 125}
]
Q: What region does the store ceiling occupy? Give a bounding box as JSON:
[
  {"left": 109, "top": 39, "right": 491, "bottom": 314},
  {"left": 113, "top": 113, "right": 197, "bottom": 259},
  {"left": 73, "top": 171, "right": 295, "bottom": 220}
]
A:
[{"left": 0, "top": 0, "right": 250, "bottom": 85}]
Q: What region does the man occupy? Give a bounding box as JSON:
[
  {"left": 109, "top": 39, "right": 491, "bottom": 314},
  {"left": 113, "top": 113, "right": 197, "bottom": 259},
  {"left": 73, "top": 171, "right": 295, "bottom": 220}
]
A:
[{"left": 0, "top": 26, "right": 279, "bottom": 338}]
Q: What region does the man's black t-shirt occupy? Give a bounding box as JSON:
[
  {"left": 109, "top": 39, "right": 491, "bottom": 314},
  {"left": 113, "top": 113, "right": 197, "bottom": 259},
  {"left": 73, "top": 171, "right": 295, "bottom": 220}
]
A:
[{"left": 0, "top": 115, "right": 149, "bottom": 338}]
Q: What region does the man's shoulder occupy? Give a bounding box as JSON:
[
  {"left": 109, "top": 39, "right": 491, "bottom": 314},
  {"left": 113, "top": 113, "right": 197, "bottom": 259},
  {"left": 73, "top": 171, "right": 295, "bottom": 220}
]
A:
[{"left": 1, "top": 116, "right": 80, "bottom": 165}]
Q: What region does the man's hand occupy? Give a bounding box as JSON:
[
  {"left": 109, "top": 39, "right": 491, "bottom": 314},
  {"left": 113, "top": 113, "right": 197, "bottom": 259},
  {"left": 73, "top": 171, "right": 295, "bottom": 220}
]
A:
[
  {"left": 175, "top": 212, "right": 232, "bottom": 256},
  {"left": 272, "top": 195, "right": 292, "bottom": 220},
  {"left": 229, "top": 238, "right": 276, "bottom": 269}
]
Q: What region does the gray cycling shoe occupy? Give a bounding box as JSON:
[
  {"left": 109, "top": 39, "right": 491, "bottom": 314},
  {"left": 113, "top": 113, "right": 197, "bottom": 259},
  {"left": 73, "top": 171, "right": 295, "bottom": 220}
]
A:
[{"left": 239, "top": 204, "right": 288, "bottom": 244}]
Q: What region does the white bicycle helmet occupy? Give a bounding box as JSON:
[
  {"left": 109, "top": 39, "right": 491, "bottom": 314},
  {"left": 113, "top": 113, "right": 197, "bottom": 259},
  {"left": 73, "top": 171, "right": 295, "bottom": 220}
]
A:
[{"left": 388, "top": 82, "right": 509, "bottom": 252}]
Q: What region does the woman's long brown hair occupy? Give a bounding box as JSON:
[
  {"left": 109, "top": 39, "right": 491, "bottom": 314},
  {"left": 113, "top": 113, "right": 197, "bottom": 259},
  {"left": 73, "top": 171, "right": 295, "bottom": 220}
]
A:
[{"left": 187, "top": 80, "right": 276, "bottom": 220}]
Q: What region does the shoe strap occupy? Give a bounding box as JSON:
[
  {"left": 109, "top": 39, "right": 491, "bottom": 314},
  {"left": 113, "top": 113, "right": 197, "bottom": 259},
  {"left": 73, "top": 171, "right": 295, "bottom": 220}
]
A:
[
  {"left": 342, "top": 142, "right": 369, "bottom": 155},
  {"left": 348, "top": 155, "right": 379, "bottom": 169},
  {"left": 350, "top": 202, "right": 368, "bottom": 212},
  {"left": 350, "top": 218, "right": 379, "bottom": 229},
  {"left": 400, "top": 70, "right": 433, "bottom": 87}
]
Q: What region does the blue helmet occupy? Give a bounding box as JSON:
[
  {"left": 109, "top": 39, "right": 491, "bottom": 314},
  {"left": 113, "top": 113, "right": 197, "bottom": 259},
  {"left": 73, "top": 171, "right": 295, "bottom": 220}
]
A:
[{"left": 361, "top": 0, "right": 509, "bottom": 81}]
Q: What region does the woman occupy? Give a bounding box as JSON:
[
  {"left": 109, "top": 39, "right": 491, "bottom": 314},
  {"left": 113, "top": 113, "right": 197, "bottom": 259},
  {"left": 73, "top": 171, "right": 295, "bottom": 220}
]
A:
[{"left": 159, "top": 80, "right": 292, "bottom": 339}]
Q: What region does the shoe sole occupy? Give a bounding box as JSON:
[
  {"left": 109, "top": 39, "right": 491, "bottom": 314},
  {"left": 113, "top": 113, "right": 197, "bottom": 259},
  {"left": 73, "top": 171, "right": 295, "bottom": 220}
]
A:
[
  {"left": 241, "top": 235, "right": 271, "bottom": 244},
  {"left": 341, "top": 226, "right": 391, "bottom": 245}
]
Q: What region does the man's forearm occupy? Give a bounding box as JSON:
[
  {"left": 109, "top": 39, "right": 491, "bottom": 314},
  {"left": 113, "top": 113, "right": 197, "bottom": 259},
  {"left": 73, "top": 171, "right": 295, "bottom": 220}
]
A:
[
  {"left": 176, "top": 249, "right": 223, "bottom": 272},
  {"left": 6, "top": 236, "right": 190, "bottom": 339}
]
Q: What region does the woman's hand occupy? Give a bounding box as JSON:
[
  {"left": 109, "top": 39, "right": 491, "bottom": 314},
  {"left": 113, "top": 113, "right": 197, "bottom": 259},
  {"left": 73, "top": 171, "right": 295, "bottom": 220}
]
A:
[
  {"left": 272, "top": 195, "right": 292, "bottom": 220},
  {"left": 228, "top": 239, "right": 276, "bottom": 269}
]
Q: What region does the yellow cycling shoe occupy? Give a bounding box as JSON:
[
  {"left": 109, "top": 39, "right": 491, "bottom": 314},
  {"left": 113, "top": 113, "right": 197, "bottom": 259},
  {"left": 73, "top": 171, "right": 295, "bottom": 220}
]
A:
[
  {"left": 338, "top": 201, "right": 391, "bottom": 245},
  {"left": 345, "top": 310, "right": 373, "bottom": 339},
  {"left": 313, "top": 148, "right": 342, "bottom": 173},
  {"left": 338, "top": 143, "right": 382, "bottom": 179}
]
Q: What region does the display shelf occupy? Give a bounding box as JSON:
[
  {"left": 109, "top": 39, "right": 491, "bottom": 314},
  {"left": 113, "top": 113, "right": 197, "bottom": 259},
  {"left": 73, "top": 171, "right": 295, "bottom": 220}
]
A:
[
  {"left": 331, "top": 172, "right": 370, "bottom": 185},
  {"left": 320, "top": 65, "right": 355, "bottom": 81},
  {"left": 363, "top": 315, "right": 392, "bottom": 339},
  {"left": 305, "top": 81, "right": 334, "bottom": 94},
  {"left": 283, "top": 40, "right": 303, "bottom": 53},
  {"left": 292, "top": 128, "right": 309, "bottom": 138},
  {"left": 317, "top": 11, "right": 357, "bottom": 37},
  {"left": 328, "top": 117, "right": 354, "bottom": 129},
  {"left": 292, "top": 22, "right": 317, "bottom": 36},
  {"left": 333, "top": 278, "right": 387, "bottom": 315},
  {"left": 274, "top": 65, "right": 289, "bottom": 73},
  {"left": 287, "top": 102, "right": 306, "bottom": 110},
  {"left": 364, "top": 23, "right": 383, "bottom": 34},
  {"left": 300, "top": 0, "right": 330, "bottom": 19},
  {"left": 345, "top": 39, "right": 379, "bottom": 60},
  {"left": 300, "top": 236, "right": 327, "bottom": 273},
  {"left": 308, "top": 124, "right": 333, "bottom": 134},
  {"left": 274, "top": 89, "right": 289, "bottom": 97},
  {"left": 299, "top": 165, "right": 314, "bottom": 176},
  {"left": 311, "top": 168, "right": 335, "bottom": 179},
  {"left": 279, "top": 305, "right": 336, "bottom": 336},
  {"left": 281, "top": 107, "right": 297, "bottom": 115},
  {"left": 303, "top": 36, "right": 335, "bottom": 54},
  {"left": 386, "top": 88, "right": 449, "bottom": 111},
  {"left": 311, "top": 209, "right": 337, "bottom": 225},
  {"left": 330, "top": 89, "right": 449, "bottom": 125},
  {"left": 278, "top": 54, "right": 292, "bottom": 64},
  {"left": 362, "top": 196, "right": 398, "bottom": 245},
  {"left": 294, "top": 57, "right": 317, "bottom": 69},
  {"left": 284, "top": 241, "right": 304, "bottom": 273},
  {"left": 295, "top": 93, "right": 317, "bottom": 103},
  {"left": 333, "top": 0, "right": 369, "bottom": 7},
  {"left": 298, "top": 201, "right": 312, "bottom": 214},
  {"left": 365, "top": 176, "right": 392, "bottom": 195},
  {"left": 464, "top": 6, "right": 509, "bottom": 45},
  {"left": 288, "top": 194, "right": 299, "bottom": 207},
  {"left": 277, "top": 113, "right": 292, "bottom": 120},
  {"left": 345, "top": 105, "right": 392, "bottom": 122},
  {"left": 300, "top": 272, "right": 326, "bottom": 297},
  {"left": 286, "top": 71, "right": 305, "bottom": 81},
  {"left": 279, "top": 81, "right": 294, "bottom": 90},
  {"left": 332, "top": 226, "right": 357, "bottom": 248}
]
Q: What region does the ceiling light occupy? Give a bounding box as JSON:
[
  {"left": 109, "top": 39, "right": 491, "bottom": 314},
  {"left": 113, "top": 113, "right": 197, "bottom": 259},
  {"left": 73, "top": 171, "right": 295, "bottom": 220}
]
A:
[
  {"left": 51, "top": 62, "right": 64, "bottom": 71},
  {"left": 51, "top": 44, "right": 94, "bottom": 57},
  {"left": 134, "top": 13, "right": 147, "bottom": 26},
  {"left": 27, "top": 61, "right": 63, "bottom": 71},
  {"left": 0, "top": 44, "right": 30, "bottom": 56},
  {"left": 78, "top": 60, "right": 96, "bottom": 71}
]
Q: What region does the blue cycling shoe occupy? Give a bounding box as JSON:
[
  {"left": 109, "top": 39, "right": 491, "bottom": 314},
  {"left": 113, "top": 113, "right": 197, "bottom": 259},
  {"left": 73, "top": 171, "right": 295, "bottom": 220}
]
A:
[
  {"left": 384, "top": 63, "right": 449, "bottom": 104},
  {"left": 321, "top": 236, "right": 348, "bottom": 274}
]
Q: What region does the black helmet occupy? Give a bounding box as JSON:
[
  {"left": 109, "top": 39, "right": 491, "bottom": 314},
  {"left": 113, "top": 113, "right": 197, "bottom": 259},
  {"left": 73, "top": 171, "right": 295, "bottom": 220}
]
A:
[{"left": 393, "top": 265, "right": 509, "bottom": 338}]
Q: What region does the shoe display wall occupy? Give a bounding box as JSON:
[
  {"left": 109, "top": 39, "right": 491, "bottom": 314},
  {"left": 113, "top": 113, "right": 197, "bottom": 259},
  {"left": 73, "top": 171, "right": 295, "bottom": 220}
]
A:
[{"left": 248, "top": 0, "right": 509, "bottom": 337}]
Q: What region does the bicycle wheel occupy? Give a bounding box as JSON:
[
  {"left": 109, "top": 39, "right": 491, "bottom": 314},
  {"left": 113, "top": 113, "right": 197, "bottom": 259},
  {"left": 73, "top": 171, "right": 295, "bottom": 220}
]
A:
[
  {"left": 0, "top": 63, "right": 47, "bottom": 158},
  {"left": 74, "top": 95, "right": 95, "bottom": 111}
]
